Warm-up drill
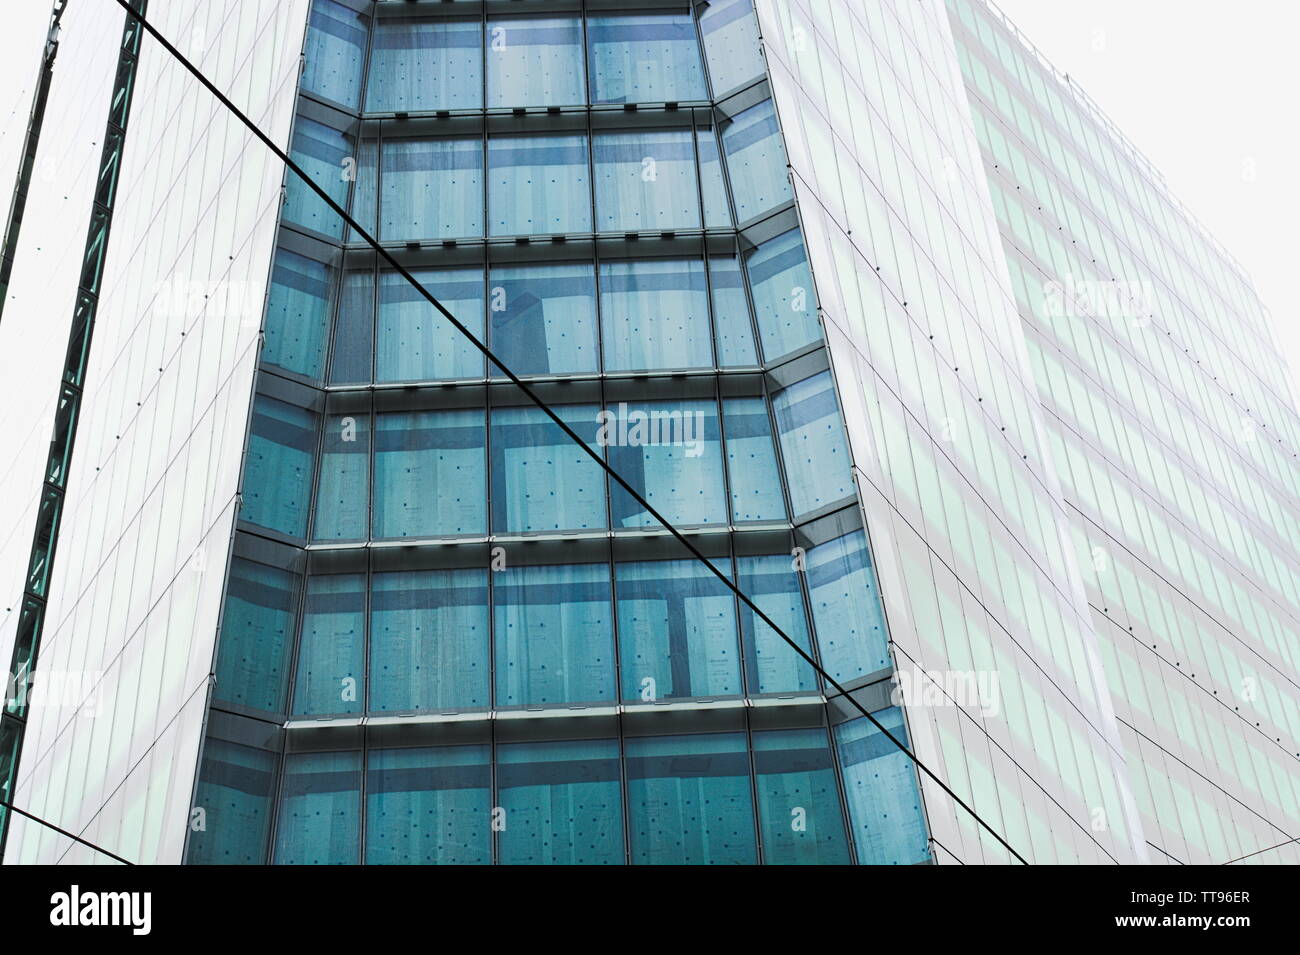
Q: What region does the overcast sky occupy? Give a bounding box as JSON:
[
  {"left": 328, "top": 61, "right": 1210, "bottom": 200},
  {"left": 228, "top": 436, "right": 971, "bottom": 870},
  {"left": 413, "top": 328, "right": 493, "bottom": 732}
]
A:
[
  {"left": 993, "top": 0, "right": 1300, "bottom": 406},
  {"left": 1, "top": 1, "right": 1296, "bottom": 403}
]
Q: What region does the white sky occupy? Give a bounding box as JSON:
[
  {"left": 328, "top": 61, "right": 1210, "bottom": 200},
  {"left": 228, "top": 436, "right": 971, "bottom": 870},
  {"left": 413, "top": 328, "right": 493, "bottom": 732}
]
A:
[
  {"left": 1, "top": 1, "right": 1296, "bottom": 405},
  {"left": 993, "top": 0, "right": 1300, "bottom": 408}
]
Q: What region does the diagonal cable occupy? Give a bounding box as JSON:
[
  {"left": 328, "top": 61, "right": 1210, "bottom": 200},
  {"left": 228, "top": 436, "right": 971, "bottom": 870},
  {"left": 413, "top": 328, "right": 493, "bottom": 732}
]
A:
[
  {"left": 1221, "top": 834, "right": 1299, "bottom": 865},
  {"left": 0, "top": 797, "right": 133, "bottom": 864},
  {"left": 112, "top": 0, "right": 1028, "bottom": 864}
]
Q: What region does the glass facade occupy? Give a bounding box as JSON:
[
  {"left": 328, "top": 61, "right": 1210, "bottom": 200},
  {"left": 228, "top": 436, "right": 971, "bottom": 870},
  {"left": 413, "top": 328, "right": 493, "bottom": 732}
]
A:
[
  {"left": 2, "top": 0, "right": 1293, "bottom": 868},
  {"left": 189, "top": 0, "right": 926, "bottom": 866},
  {"left": 0, "top": 0, "right": 313, "bottom": 863},
  {"left": 947, "top": 0, "right": 1300, "bottom": 864},
  {"left": 756, "top": 0, "right": 1150, "bottom": 864}
]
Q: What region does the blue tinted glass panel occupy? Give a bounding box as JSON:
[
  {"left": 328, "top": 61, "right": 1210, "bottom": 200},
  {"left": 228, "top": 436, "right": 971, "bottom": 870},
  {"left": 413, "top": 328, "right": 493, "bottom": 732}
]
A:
[
  {"left": 370, "top": 569, "right": 489, "bottom": 712},
  {"left": 213, "top": 559, "right": 298, "bottom": 716},
  {"left": 348, "top": 138, "right": 378, "bottom": 241},
  {"left": 373, "top": 409, "right": 486, "bottom": 538},
  {"left": 737, "top": 554, "right": 818, "bottom": 694},
  {"left": 722, "top": 99, "right": 792, "bottom": 221},
  {"left": 699, "top": 0, "right": 765, "bottom": 97},
  {"left": 187, "top": 740, "right": 277, "bottom": 865},
  {"left": 292, "top": 574, "right": 365, "bottom": 717},
  {"left": 697, "top": 126, "right": 732, "bottom": 228},
  {"left": 835, "top": 709, "right": 931, "bottom": 864},
  {"left": 329, "top": 271, "right": 374, "bottom": 385},
  {"left": 490, "top": 404, "right": 606, "bottom": 533},
  {"left": 263, "top": 250, "right": 331, "bottom": 381},
  {"left": 381, "top": 137, "right": 483, "bottom": 241},
  {"left": 302, "top": 0, "right": 367, "bottom": 108},
  {"left": 626, "top": 733, "right": 756, "bottom": 864},
  {"left": 606, "top": 399, "right": 726, "bottom": 527},
  {"left": 599, "top": 258, "right": 711, "bottom": 372},
  {"left": 748, "top": 228, "right": 821, "bottom": 359},
  {"left": 496, "top": 738, "right": 624, "bottom": 864},
  {"left": 489, "top": 262, "right": 598, "bottom": 376},
  {"left": 366, "top": 18, "right": 482, "bottom": 111},
  {"left": 273, "top": 752, "right": 361, "bottom": 865},
  {"left": 773, "top": 371, "right": 854, "bottom": 515},
  {"left": 313, "top": 413, "right": 369, "bottom": 542},
  {"left": 615, "top": 559, "right": 740, "bottom": 701},
  {"left": 487, "top": 16, "right": 585, "bottom": 108},
  {"left": 494, "top": 563, "right": 615, "bottom": 707},
  {"left": 594, "top": 130, "right": 699, "bottom": 231},
  {"left": 285, "top": 119, "right": 351, "bottom": 239},
  {"left": 376, "top": 267, "right": 484, "bottom": 382},
  {"left": 241, "top": 396, "right": 316, "bottom": 538},
  {"left": 588, "top": 14, "right": 707, "bottom": 104},
  {"left": 488, "top": 134, "right": 591, "bottom": 236},
  {"left": 709, "top": 254, "right": 756, "bottom": 365},
  {"left": 366, "top": 745, "right": 491, "bottom": 864},
  {"left": 807, "top": 531, "right": 891, "bottom": 679},
  {"left": 724, "top": 398, "right": 783, "bottom": 521},
  {"left": 753, "top": 728, "right": 851, "bottom": 864}
]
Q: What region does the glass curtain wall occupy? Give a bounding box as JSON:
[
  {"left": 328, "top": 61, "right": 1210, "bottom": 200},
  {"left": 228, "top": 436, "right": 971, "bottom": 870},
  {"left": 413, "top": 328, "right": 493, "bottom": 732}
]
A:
[{"left": 191, "top": 0, "right": 932, "bottom": 866}]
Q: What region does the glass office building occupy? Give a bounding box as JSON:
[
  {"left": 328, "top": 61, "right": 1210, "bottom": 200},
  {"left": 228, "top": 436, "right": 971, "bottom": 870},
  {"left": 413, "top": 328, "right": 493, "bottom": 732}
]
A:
[
  {"left": 0, "top": 0, "right": 1294, "bottom": 865},
  {"left": 947, "top": 0, "right": 1300, "bottom": 864},
  {"left": 185, "top": 0, "right": 926, "bottom": 867}
]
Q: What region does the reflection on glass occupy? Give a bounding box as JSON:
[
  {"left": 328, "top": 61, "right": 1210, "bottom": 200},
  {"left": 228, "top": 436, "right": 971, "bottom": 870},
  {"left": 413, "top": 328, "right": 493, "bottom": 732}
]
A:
[
  {"left": 599, "top": 258, "right": 711, "bottom": 372},
  {"left": 489, "top": 134, "right": 591, "bottom": 236},
  {"left": 241, "top": 396, "right": 316, "bottom": 538},
  {"left": 594, "top": 130, "right": 700, "bottom": 231},
  {"left": 313, "top": 412, "right": 370, "bottom": 542},
  {"left": 488, "top": 262, "right": 598, "bottom": 376},
  {"left": 588, "top": 14, "right": 707, "bottom": 104},
  {"left": 487, "top": 16, "right": 585, "bottom": 107},
  {"left": 747, "top": 228, "right": 821, "bottom": 359},
  {"left": 377, "top": 267, "right": 484, "bottom": 382},
  {"left": 263, "top": 250, "right": 331, "bottom": 381},
  {"left": 722, "top": 99, "right": 793, "bottom": 220},
  {"left": 380, "top": 137, "right": 483, "bottom": 241},
  {"left": 626, "top": 733, "right": 757, "bottom": 864},
  {"left": 773, "top": 371, "right": 853, "bottom": 515},
  {"left": 373, "top": 409, "right": 486, "bottom": 538},
  {"left": 724, "top": 398, "right": 783, "bottom": 521},
  {"left": 699, "top": 0, "right": 765, "bottom": 96},
  {"left": 737, "top": 554, "right": 818, "bottom": 695},
  {"left": 709, "top": 254, "right": 756, "bottom": 365},
  {"left": 754, "top": 728, "right": 851, "bottom": 864},
  {"left": 273, "top": 751, "right": 361, "bottom": 865},
  {"left": 496, "top": 738, "right": 624, "bottom": 864},
  {"left": 494, "top": 563, "right": 615, "bottom": 707},
  {"left": 187, "top": 740, "right": 277, "bottom": 864},
  {"left": 697, "top": 126, "right": 732, "bottom": 228},
  {"left": 292, "top": 574, "right": 365, "bottom": 716},
  {"left": 369, "top": 569, "right": 489, "bottom": 712},
  {"left": 834, "top": 708, "right": 931, "bottom": 864},
  {"left": 329, "top": 271, "right": 374, "bottom": 385},
  {"left": 606, "top": 398, "right": 726, "bottom": 527},
  {"left": 348, "top": 138, "right": 378, "bottom": 241},
  {"left": 284, "top": 119, "right": 351, "bottom": 239},
  {"left": 302, "top": 0, "right": 368, "bottom": 108},
  {"left": 213, "top": 559, "right": 298, "bottom": 715},
  {"left": 490, "top": 404, "right": 605, "bottom": 533},
  {"left": 365, "top": 745, "right": 491, "bottom": 864},
  {"left": 807, "top": 530, "right": 891, "bottom": 680},
  {"left": 615, "top": 558, "right": 740, "bottom": 701},
  {"left": 366, "top": 18, "right": 483, "bottom": 111}
]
